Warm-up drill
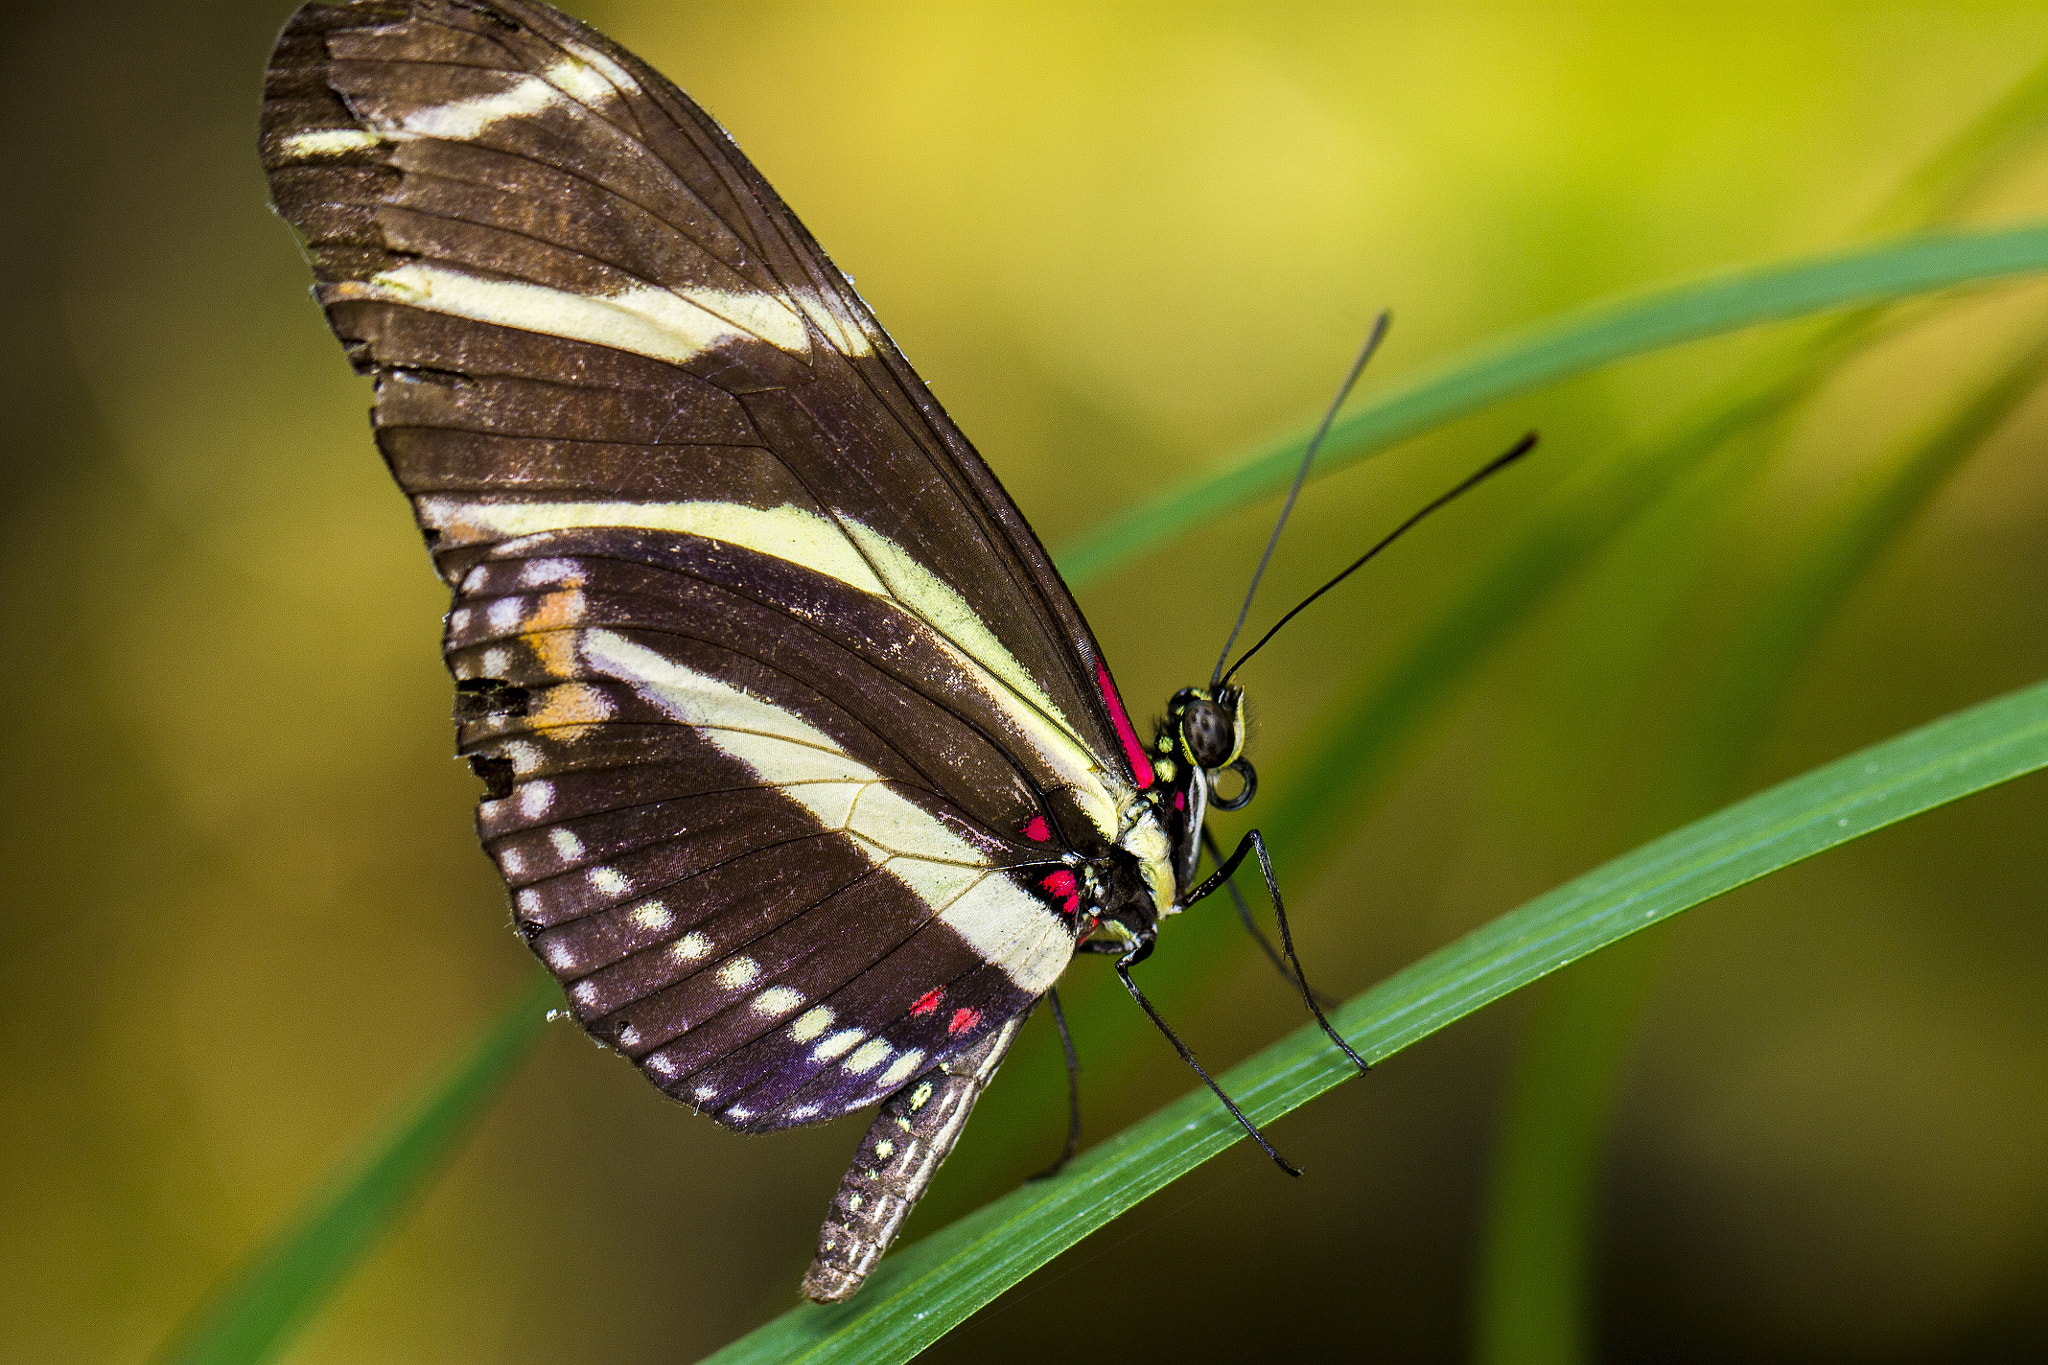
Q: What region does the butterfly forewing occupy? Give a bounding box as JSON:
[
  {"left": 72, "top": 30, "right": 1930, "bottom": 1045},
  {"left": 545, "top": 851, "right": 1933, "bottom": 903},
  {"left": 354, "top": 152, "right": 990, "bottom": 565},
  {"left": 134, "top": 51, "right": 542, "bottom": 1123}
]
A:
[{"left": 261, "top": 0, "right": 1148, "bottom": 1130}]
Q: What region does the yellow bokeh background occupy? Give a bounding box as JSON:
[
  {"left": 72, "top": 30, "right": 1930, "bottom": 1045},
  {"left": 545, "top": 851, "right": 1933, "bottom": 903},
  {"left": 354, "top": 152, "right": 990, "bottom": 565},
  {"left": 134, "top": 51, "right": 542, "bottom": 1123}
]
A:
[{"left": 6, "top": 2, "right": 2048, "bottom": 1360}]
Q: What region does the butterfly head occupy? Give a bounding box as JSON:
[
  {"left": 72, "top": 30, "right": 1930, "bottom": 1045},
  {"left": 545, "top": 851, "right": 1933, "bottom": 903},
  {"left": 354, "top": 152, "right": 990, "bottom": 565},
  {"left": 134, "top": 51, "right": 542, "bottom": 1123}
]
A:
[
  {"left": 1134, "top": 683, "right": 1255, "bottom": 906},
  {"left": 1164, "top": 684, "right": 1247, "bottom": 772},
  {"left": 1152, "top": 684, "right": 1250, "bottom": 799}
]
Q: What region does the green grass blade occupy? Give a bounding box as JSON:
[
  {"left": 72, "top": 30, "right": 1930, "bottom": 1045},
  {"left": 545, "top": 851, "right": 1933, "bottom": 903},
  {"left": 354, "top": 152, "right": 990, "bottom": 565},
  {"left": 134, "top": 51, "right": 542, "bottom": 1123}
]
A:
[
  {"left": 707, "top": 678, "right": 2048, "bottom": 1365},
  {"left": 1466, "top": 66, "right": 2048, "bottom": 1358},
  {"left": 151, "top": 973, "right": 560, "bottom": 1365},
  {"left": 1252, "top": 368, "right": 1814, "bottom": 874},
  {"left": 948, "top": 349, "right": 1847, "bottom": 1182},
  {"left": 1471, "top": 933, "right": 1665, "bottom": 1365},
  {"left": 1470, "top": 325, "right": 2048, "bottom": 1365},
  {"left": 1057, "top": 223, "right": 2048, "bottom": 587},
  {"left": 1682, "top": 329, "right": 2048, "bottom": 800},
  {"left": 1865, "top": 50, "right": 2048, "bottom": 235}
]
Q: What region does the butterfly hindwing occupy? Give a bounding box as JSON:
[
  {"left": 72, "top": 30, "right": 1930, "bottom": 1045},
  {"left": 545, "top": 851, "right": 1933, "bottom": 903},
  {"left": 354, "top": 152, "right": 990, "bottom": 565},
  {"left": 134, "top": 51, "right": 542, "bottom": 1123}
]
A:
[{"left": 438, "top": 511, "right": 1094, "bottom": 1127}]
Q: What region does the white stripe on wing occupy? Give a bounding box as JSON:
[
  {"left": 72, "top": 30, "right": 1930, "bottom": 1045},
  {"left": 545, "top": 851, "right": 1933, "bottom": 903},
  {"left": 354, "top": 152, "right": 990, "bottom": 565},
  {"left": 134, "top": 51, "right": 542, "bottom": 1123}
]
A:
[
  {"left": 580, "top": 629, "right": 1072, "bottom": 994},
  {"left": 438, "top": 500, "right": 1126, "bottom": 837}
]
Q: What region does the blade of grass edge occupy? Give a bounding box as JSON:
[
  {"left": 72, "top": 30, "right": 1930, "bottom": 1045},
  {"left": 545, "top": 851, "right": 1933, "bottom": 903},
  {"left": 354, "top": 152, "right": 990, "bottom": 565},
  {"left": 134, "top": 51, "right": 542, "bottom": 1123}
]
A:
[
  {"left": 1683, "top": 329, "right": 2048, "bottom": 802},
  {"left": 1471, "top": 933, "right": 1664, "bottom": 1365},
  {"left": 1471, "top": 320, "right": 2048, "bottom": 1365},
  {"left": 1058, "top": 223, "right": 2048, "bottom": 587},
  {"left": 150, "top": 972, "right": 561, "bottom": 1365},
  {"left": 1470, "top": 56, "right": 2048, "bottom": 1361},
  {"left": 707, "top": 678, "right": 2048, "bottom": 1365}
]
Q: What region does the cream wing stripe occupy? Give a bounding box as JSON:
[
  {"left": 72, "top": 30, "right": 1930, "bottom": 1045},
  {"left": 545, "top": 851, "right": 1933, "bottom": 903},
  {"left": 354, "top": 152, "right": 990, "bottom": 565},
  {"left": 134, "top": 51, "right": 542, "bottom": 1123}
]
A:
[
  {"left": 329, "top": 264, "right": 811, "bottom": 361},
  {"left": 301, "top": 43, "right": 876, "bottom": 361},
  {"left": 579, "top": 630, "right": 1071, "bottom": 994},
  {"left": 427, "top": 499, "right": 887, "bottom": 594},
  {"left": 437, "top": 498, "right": 1127, "bottom": 835},
  {"left": 398, "top": 69, "right": 565, "bottom": 140},
  {"left": 386, "top": 52, "right": 628, "bottom": 143},
  {"left": 323, "top": 254, "right": 866, "bottom": 364},
  {"left": 279, "top": 128, "right": 385, "bottom": 157},
  {"left": 546, "top": 38, "right": 643, "bottom": 105},
  {"left": 841, "top": 521, "right": 1073, "bottom": 753}
]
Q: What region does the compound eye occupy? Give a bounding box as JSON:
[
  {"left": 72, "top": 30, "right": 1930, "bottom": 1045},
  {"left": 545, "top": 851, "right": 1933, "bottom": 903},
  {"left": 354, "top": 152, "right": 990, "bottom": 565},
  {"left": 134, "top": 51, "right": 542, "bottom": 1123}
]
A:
[{"left": 1181, "top": 698, "right": 1235, "bottom": 769}]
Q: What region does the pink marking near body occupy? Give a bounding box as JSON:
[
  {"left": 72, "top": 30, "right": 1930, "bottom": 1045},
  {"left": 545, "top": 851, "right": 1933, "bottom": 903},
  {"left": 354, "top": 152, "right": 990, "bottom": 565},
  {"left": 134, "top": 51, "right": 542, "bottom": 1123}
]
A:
[
  {"left": 1020, "top": 814, "right": 1052, "bottom": 843},
  {"left": 1040, "top": 868, "right": 1080, "bottom": 915},
  {"left": 1094, "top": 658, "right": 1156, "bottom": 788},
  {"left": 1173, "top": 789, "right": 1185, "bottom": 812},
  {"left": 948, "top": 1007, "right": 982, "bottom": 1036},
  {"left": 909, "top": 989, "right": 942, "bottom": 1017}
]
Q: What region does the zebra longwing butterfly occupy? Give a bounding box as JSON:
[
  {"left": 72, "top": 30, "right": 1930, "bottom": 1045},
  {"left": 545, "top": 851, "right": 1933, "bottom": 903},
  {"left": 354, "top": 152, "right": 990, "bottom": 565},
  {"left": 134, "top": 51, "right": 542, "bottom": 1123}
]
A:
[{"left": 260, "top": 0, "right": 1398, "bottom": 1302}]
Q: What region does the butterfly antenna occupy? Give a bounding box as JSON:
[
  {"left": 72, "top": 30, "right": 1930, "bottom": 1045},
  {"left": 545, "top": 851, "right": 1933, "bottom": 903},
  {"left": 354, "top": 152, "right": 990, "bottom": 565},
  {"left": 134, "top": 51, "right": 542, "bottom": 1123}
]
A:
[
  {"left": 1221, "top": 430, "right": 1538, "bottom": 687},
  {"left": 1210, "top": 311, "right": 1392, "bottom": 690}
]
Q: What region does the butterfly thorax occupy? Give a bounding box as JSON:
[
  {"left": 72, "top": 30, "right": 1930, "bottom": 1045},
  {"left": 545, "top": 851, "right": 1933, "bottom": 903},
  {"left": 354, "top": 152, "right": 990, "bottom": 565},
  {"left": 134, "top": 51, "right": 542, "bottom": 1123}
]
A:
[
  {"left": 1082, "top": 809, "right": 1173, "bottom": 950},
  {"left": 1080, "top": 684, "right": 1249, "bottom": 951}
]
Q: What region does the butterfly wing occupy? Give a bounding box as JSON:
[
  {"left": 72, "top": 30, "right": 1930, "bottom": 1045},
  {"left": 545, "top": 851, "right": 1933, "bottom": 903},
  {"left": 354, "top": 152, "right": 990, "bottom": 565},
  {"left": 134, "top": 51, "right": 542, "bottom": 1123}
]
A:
[{"left": 260, "top": 0, "right": 1150, "bottom": 1130}]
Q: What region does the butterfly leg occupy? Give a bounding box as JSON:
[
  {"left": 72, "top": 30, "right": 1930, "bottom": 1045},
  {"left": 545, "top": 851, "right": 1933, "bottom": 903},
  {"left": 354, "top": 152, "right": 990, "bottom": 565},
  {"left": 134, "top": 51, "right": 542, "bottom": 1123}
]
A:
[
  {"left": 1113, "top": 939, "right": 1302, "bottom": 1176},
  {"left": 1026, "top": 988, "right": 1083, "bottom": 1182},
  {"left": 1200, "top": 825, "right": 1339, "bottom": 1009},
  {"left": 1187, "top": 830, "right": 1371, "bottom": 1078}
]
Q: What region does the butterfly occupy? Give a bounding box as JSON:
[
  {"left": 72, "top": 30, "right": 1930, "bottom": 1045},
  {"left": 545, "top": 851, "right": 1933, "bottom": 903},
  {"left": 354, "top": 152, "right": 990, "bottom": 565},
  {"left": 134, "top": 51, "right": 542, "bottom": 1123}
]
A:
[{"left": 257, "top": 0, "right": 1480, "bottom": 1303}]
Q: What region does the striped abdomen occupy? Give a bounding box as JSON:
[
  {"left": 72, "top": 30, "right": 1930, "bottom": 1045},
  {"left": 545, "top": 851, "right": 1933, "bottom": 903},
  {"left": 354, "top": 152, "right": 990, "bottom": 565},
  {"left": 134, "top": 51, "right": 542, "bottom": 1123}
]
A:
[{"left": 802, "top": 1013, "right": 1026, "bottom": 1302}]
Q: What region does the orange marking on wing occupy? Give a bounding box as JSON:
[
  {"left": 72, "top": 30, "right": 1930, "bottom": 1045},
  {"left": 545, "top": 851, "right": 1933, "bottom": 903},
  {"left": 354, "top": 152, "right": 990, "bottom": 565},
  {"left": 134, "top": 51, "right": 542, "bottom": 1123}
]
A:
[
  {"left": 521, "top": 582, "right": 587, "bottom": 676},
  {"left": 526, "top": 680, "right": 612, "bottom": 741}
]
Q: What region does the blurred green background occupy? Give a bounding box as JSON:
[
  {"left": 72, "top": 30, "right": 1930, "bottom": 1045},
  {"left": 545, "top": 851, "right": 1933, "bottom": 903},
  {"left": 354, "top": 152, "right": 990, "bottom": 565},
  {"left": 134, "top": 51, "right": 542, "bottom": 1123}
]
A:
[{"left": 7, "top": 2, "right": 2048, "bottom": 1361}]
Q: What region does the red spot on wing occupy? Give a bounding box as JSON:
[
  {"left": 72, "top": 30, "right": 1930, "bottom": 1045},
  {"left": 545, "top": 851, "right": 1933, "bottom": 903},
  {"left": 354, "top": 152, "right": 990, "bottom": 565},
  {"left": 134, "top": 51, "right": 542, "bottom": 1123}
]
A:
[
  {"left": 909, "top": 989, "right": 942, "bottom": 1017},
  {"left": 948, "top": 1007, "right": 982, "bottom": 1036},
  {"left": 1020, "top": 814, "right": 1052, "bottom": 843},
  {"left": 1040, "top": 868, "right": 1080, "bottom": 915},
  {"left": 1095, "top": 659, "right": 1157, "bottom": 789},
  {"left": 1173, "top": 788, "right": 1185, "bottom": 811}
]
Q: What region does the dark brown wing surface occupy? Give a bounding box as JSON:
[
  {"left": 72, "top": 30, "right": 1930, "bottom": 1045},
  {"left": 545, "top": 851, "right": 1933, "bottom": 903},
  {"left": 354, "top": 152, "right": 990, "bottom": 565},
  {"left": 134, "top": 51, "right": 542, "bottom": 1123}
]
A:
[{"left": 258, "top": 0, "right": 1141, "bottom": 1129}]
